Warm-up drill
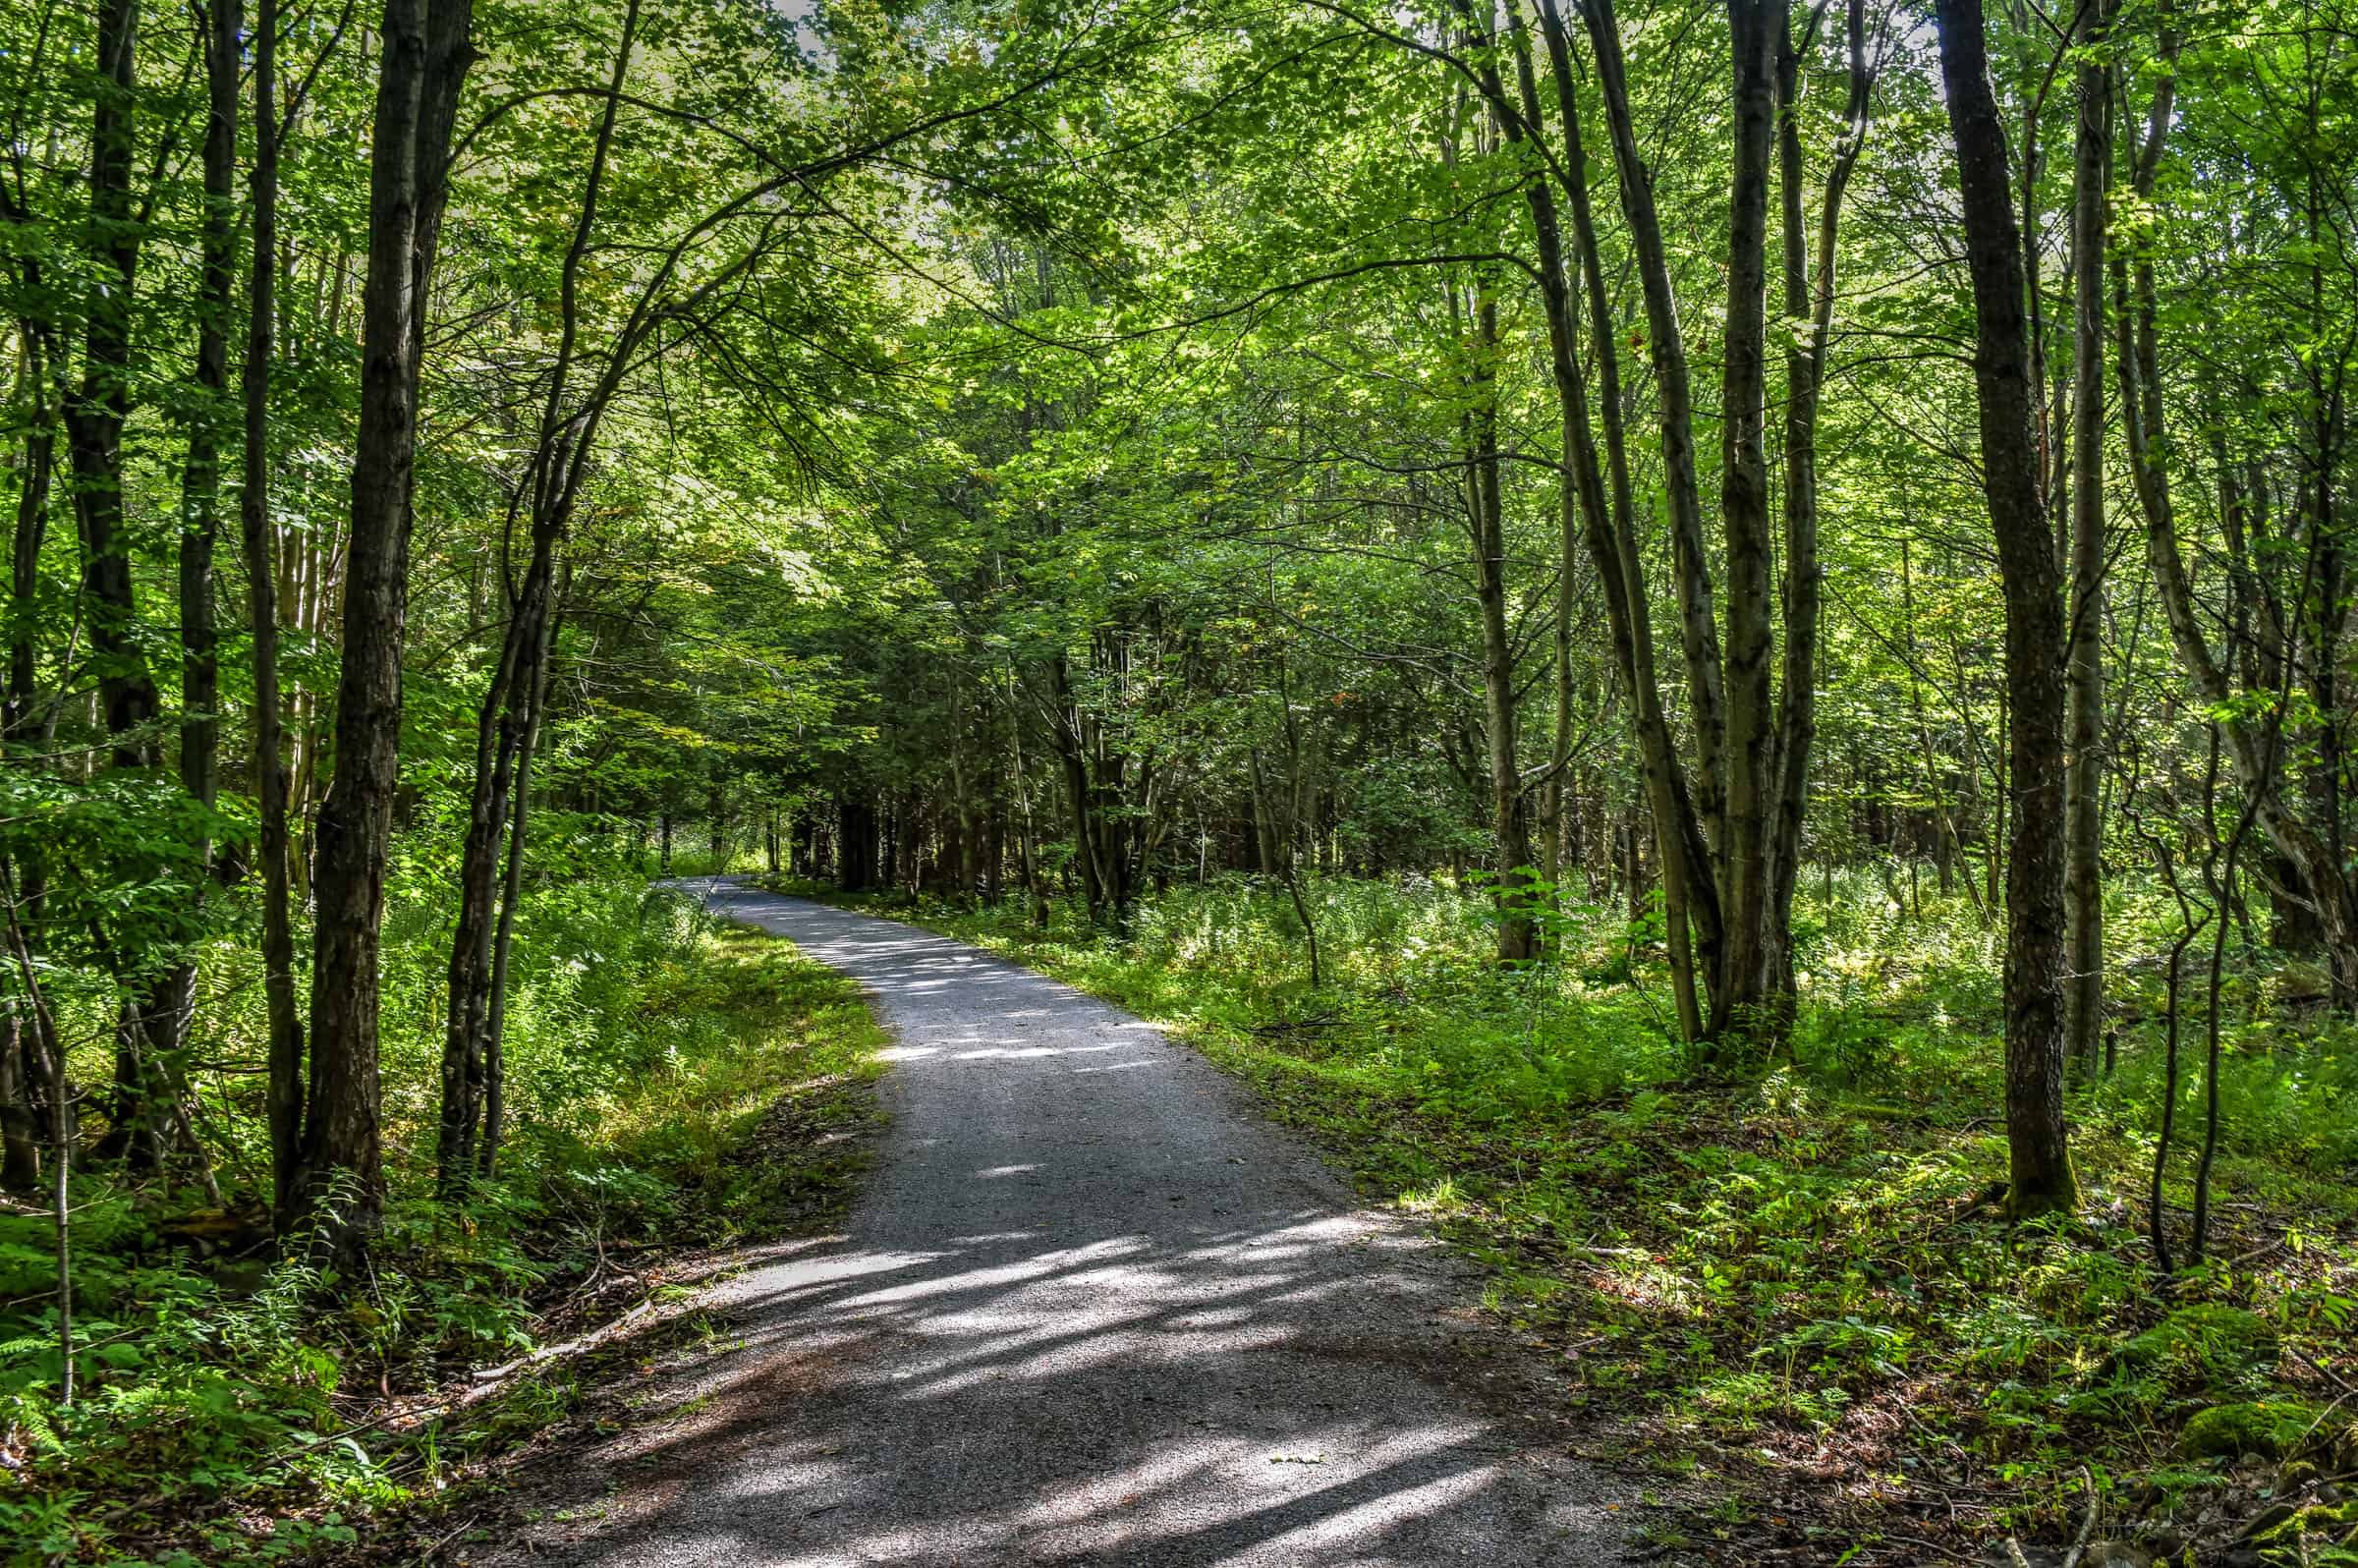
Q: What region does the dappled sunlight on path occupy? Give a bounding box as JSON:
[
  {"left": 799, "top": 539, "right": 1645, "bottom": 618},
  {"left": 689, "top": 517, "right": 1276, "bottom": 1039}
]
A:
[{"left": 509, "top": 881, "right": 1641, "bottom": 1566}]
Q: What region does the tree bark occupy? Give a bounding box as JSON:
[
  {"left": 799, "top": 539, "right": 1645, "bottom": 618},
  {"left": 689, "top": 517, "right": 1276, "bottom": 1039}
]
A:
[
  {"left": 304, "top": 0, "right": 477, "bottom": 1249},
  {"left": 440, "top": 0, "right": 636, "bottom": 1191},
  {"left": 65, "top": 0, "right": 162, "bottom": 775},
  {"left": 1465, "top": 279, "right": 1537, "bottom": 964},
  {"left": 479, "top": 588, "right": 561, "bottom": 1180},
  {"left": 2, "top": 341, "right": 57, "bottom": 1192},
  {"left": 1578, "top": 0, "right": 1726, "bottom": 857},
  {"left": 1937, "top": 0, "right": 2079, "bottom": 1217},
  {"left": 2063, "top": 0, "right": 2113, "bottom": 1078},
  {"left": 182, "top": 0, "right": 239, "bottom": 827},
  {"left": 1050, "top": 653, "right": 1104, "bottom": 920},
  {"left": 68, "top": 0, "right": 188, "bottom": 1171},
  {"left": 4, "top": 339, "right": 53, "bottom": 749},
  {"left": 242, "top": 0, "right": 307, "bottom": 1226},
  {"left": 1716, "top": 0, "right": 1781, "bottom": 1035}
]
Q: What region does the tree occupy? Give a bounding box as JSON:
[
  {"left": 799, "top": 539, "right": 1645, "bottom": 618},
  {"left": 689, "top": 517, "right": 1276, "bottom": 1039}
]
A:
[
  {"left": 1936, "top": 0, "right": 2079, "bottom": 1217},
  {"left": 303, "top": 0, "right": 478, "bottom": 1246}
]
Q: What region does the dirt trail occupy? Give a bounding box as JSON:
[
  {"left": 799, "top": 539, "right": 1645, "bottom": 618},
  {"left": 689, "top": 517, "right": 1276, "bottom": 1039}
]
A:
[{"left": 503, "top": 880, "right": 1649, "bottom": 1566}]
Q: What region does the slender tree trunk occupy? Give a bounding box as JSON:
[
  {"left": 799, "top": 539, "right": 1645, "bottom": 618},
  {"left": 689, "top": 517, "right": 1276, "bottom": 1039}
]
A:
[
  {"left": 0, "top": 1003, "right": 37, "bottom": 1193},
  {"left": 1578, "top": 0, "right": 1726, "bottom": 862},
  {"left": 110, "top": 0, "right": 245, "bottom": 1209},
  {"left": 442, "top": 2, "right": 636, "bottom": 1191},
  {"left": 70, "top": 0, "right": 180, "bottom": 1169},
  {"left": 151, "top": 0, "right": 243, "bottom": 1109},
  {"left": 1009, "top": 713, "right": 1050, "bottom": 924},
  {"left": 5, "top": 342, "right": 52, "bottom": 748},
  {"left": 1484, "top": 2, "right": 1613, "bottom": 962},
  {"left": 1466, "top": 281, "right": 1537, "bottom": 964},
  {"left": 479, "top": 589, "right": 561, "bottom": 1180},
  {"left": 1937, "top": 0, "right": 2079, "bottom": 1217},
  {"left": 180, "top": 0, "right": 238, "bottom": 812},
  {"left": 2063, "top": 0, "right": 2113, "bottom": 1080},
  {"left": 1051, "top": 655, "right": 1102, "bottom": 920},
  {"left": 242, "top": 0, "right": 306, "bottom": 1225},
  {"left": 439, "top": 606, "right": 523, "bottom": 1187},
  {"left": 66, "top": 0, "right": 161, "bottom": 775}
]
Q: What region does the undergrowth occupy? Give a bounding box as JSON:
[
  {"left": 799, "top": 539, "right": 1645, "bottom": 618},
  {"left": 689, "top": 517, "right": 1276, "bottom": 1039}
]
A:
[
  {"left": 0, "top": 886, "right": 884, "bottom": 1566},
  {"left": 797, "top": 868, "right": 2358, "bottom": 1562}
]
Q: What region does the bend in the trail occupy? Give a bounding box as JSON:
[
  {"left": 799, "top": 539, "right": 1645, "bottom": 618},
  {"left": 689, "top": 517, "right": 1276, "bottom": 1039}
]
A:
[{"left": 508, "top": 878, "right": 1655, "bottom": 1566}]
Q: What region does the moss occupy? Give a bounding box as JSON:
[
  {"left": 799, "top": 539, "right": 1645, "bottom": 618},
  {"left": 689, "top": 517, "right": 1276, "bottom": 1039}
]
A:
[
  {"left": 2267, "top": 1497, "right": 2358, "bottom": 1541},
  {"left": 2177, "top": 1399, "right": 2343, "bottom": 1459},
  {"left": 2238, "top": 1494, "right": 2358, "bottom": 1553},
  {"left": 2118, "top": 1305, "right": 2278, "bottom": 1384}
]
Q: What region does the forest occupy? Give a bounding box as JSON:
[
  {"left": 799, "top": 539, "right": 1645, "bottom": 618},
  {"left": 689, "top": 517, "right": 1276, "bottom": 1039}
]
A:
[{"left": 1, "top": 0, "right": 2355, "bottom": 1559}]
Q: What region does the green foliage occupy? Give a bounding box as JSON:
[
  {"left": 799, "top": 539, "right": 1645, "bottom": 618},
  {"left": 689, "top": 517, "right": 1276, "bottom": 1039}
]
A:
[{"left": 0, "top": 895, "right": 883, "bottom": 1564}]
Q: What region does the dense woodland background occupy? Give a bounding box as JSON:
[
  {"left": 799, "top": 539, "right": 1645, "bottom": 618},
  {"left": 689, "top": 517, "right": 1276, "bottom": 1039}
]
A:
[{"left": 2, "top": 0, "right": 2356, "bottom": 1559}]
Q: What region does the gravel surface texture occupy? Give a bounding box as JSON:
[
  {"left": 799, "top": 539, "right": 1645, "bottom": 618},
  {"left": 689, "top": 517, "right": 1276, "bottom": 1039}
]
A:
[{"left": 511, "top": 879, "right": 1646, "bottom": 1566}]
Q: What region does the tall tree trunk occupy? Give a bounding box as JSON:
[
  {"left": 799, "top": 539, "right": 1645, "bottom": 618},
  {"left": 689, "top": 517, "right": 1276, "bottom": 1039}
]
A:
[
  {"left": 438, "top": 602, "right": 524, "bottom": 1187},
  {"left": 1009, "top": 714, "right": 1049, "bottom": 924},
  {"left": 304, "top": 0, "right": 477, "bottom": 1248},
  {"left": 1533, "top": 0, "right": 1713, "bottom": 1038},
  {"left": 442, "top": 0, "right": 636, "bottom": 1192},
  {"left": 69, "top": 0, "right": 181, "bottom": 1169},
  {"left": 1483, "top": 0, "right": 1626, "bottom": 970},
  {"left": 1716, "top": 0, "right": 1781, "bottom": 1036},
  {"left": 108, "top": 0, "right": 247, "bottom": 1206},
  {"left": 1937, "top": 0, "right": 2079, "bottom": 1217},
  {"left": 182, "top": 0, "right": 238, "bottom": 840},
  {"left": 0, "top": 1003, "right": 38, "bottom": 1193},
  {"left": 138, "top": 0, "right": 246, "bottom": 1171},
  {"left": 243, "top": 0, "right": 307, "bottom": 1225},
  {"left": 2063, "top": 0, "right": 2113, "bottom": 1078},
  {"left": 1051, "top": 654, "right": 1103, "bottom": 920}
]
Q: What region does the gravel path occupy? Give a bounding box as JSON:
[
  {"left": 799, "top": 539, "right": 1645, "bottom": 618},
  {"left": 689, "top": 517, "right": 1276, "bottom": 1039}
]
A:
[{"left": 522, "top": 880, "right": 1644, "bottom": 1566}]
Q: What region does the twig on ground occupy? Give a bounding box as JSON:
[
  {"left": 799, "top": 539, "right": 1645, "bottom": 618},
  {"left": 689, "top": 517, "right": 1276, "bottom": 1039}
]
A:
[
  {"left": 2296, "top": 1347, "right": 2357, "bottom": 1397},
  {"left": 472, "top": 1294, "right": 663, "bottom": 1382},
  {"left": 2057, "top": 1463, "right": 2100, "bottom": 1568},
  {"left": 2293, "top": 1391, "right": 2351, "bottom": 1456}
]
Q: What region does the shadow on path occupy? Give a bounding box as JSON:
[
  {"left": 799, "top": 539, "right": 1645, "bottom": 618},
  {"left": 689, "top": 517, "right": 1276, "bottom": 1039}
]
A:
[{"left": 500, "top": 880, "right": 1647, "bottom": 1567}]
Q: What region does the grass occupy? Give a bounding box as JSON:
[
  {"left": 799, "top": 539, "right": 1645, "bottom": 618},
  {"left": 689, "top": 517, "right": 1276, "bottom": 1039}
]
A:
[
  {"left": 786, "top": 869, "right": 2358, "bottom": 1562},
  {"left": 1, "top": 888, "right": 886, "bottom": 1567}
]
